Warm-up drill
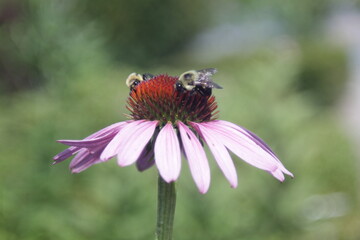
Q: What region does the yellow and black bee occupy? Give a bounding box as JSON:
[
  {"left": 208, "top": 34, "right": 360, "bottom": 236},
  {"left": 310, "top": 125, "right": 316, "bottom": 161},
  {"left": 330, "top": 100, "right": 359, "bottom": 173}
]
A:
[
  {"left": 175, "top": 68, "right": 222, "bottom": 96},
  {"left": 126, "top": 72, "right": 154, "bottom": 91}
]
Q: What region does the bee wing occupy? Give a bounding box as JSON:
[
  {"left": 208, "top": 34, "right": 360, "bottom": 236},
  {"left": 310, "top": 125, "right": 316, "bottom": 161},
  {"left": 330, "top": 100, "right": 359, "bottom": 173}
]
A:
[
  {"left": 207, "top": 81, "right": 223, "bottom": 89},
  {"left": 197, "top": 68, "right": 217, "bottom": 82},
  {"left": 197, "top": 68, "right": 217, "bottom": 76},
  {"left": 195, "top": 68, "right": 222, "bottom": 89}
]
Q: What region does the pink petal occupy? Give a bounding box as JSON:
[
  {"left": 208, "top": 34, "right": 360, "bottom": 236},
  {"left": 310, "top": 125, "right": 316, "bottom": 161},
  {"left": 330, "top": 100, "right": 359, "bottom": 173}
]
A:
[
  {"left": 71, "top": 151, "right": 102, "bottom": 173},
  {"left": 214, "top": 120, "right": 293, "bottom": 177},
  {"left": 154, "top": 122, "right": 181, "bottom": 182},
  {"left": 68, "top": 133, "right": 124, "bottom": 173},
  {"left": 178, "top": 121, "right": 210, "bottom": 194},
  {"left": 202, "top": 122, "right": 278, "bottom": 170},
  {"left": 85, "top": 122, "right": 127, "bottom": 139},
  {"left": 57, "top": 134, "right": 114, "bottom": 148},
  {"left": 271, "top": 168, "right": 285, "bottom": 182},
  {"left": 117, "top": 120, "right": 158, "bottom": 166},
  {"left": 53, "top": 147, "right": 79, "bottom": 163},
  {"left": 100, "top": 120, "right": 145, "bottom": 161},
  {"left": 216, "top": 120, "right": 277, "bottom": 158},
  {"left": 202, "top": 121, "right": 293, "bottom": 179},
  {"left": 191, "top": 122, "right": 238, "bottom": 188},
  {"left": 136, "top": 147, "right": 155, "bottom": 172},
  {"left": 69, "top": 149, "right": 89, "bottom": 169},
  {"left": 53, "top": 122, "right": 127, "bottom": 163}
]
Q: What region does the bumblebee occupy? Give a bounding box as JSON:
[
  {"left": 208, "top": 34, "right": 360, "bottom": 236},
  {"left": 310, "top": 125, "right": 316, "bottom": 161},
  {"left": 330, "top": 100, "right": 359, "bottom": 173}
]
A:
[
  {"left": 175, "top": 68, "right": 222, "bottom": 96},
  {"left": 126, "top": 72, "right": 154, "bottom": 91}
]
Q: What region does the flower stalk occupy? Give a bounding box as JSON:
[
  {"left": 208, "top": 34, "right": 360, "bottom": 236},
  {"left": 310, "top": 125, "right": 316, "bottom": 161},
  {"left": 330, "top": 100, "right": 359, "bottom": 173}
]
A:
[{"left": 156, "top": 175, "right": 176, "bottom": 240}]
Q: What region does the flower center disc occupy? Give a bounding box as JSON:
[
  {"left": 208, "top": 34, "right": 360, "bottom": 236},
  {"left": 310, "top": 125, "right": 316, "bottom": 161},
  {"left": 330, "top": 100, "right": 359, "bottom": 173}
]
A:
[{"left": 126, "top": 74, "right": 218, "bottom": 125}]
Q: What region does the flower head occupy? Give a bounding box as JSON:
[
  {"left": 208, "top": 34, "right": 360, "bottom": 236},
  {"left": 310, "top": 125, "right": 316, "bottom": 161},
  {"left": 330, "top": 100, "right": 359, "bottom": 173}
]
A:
[{"left": 53, "top": 69, "right": 293, "bottom": 194}]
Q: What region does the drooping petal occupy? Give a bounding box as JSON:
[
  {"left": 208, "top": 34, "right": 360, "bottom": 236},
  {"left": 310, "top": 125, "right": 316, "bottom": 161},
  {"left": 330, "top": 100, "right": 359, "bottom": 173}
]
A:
[
  {"left": 68, "top": 142, "right": 105, "bottom": 168},
  {"left": 271, "top": 168, "right": 286, "bottom": 182},
  {"left": 209, "top": 125, "right": 278, "bottom": 171},
  {"left": 191, "top": 122, "right": 237, "bottom": 188},
  {"left": 217, "top": 121, "right": 294, "bottom": 177},
  {"left": 215, "top": 120, "right": 277, "bottom": 158},
  {"left": 71, "top": 150, "right": 103, "bottom": 173},
  {"left": 202, "top": 121, "right": 293, "bottom": 179},
  {"left": 100, "top": 120, "right": 145, "bottom": 161},
  {"left": 214, "top": 121, "right": 293, "bottom": 176},
  {"left": 85, "top": 122, "right": 128, "bottom": 139},
  {"left": 57, "top": 134, "right": 115, "bottom": 148},
  {"left": 178, "top": 121, "right": 210, "bottom": 194},
  {"left": 53, "top": 147, "right": 79, "bottom": 163},
  {"left": 136, "top": 147, "right": 155, "bottom": 171},
  {"left": 53, "top": 122, "right": 127, "bottom": 164},
  {"left": 116, "top": 120, "right": 158, "bottom": 167},
  {"left": 154, "top": 122, "right": 181, "bottom": 182},
  {"left": 69, "top": 149, "right": 89, "bottom": 169}
]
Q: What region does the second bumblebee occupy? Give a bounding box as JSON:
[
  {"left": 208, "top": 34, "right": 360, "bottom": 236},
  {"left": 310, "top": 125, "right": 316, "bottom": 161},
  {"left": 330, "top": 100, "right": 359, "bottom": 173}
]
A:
[{"left": 175, "top": 68, "right": 222, "bottom": 96}]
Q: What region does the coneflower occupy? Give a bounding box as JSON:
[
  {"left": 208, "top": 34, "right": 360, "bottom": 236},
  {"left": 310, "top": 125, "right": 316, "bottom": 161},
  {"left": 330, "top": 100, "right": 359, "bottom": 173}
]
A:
[{"left": 53, "top": 68, "right": 293, "bottom": 239}]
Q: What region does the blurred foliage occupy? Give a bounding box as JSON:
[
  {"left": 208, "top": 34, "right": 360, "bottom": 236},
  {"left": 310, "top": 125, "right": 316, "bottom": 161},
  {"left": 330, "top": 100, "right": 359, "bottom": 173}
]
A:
[
  {"left": 231, "top": 0, "right": 360, "bottom": 36},
  {"left": 81, "top": 0, "right": 210, "bottom": 66},
  {"left": 0, "top": 0, "right": 42, "bottom": 93},
  {"left": 1, "top": 0, "right": 359, "bottom": 239},
  {"left": 296, "top": 41, "right": 348, "bottom": 106}
]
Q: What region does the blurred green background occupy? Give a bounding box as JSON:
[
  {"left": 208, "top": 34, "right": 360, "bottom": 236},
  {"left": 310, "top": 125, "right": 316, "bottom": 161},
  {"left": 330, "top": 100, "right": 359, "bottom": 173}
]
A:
[{"left": 1, "top": 0, "right": 360, "bottom": 239}]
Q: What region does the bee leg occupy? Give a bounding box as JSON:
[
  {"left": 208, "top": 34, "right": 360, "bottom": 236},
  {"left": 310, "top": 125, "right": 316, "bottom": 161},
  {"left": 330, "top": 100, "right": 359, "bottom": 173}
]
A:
[
  {"left": 195, "top": 86, "right": 212, "bottom": 96},
  {"left": 130, "top": 80, "right": 141, "bottom": 92}
]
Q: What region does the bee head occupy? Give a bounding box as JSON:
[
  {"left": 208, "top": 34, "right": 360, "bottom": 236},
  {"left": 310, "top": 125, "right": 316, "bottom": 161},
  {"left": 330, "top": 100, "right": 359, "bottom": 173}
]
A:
[
  {"left": 126, "top": 72, "right": 156, "bottom": 92},
  {"left": 177, "top": 70, "right": 199, "bottom": 91},
  {"left": 126, "top": 73, "right": 143, "bottom": 91}
]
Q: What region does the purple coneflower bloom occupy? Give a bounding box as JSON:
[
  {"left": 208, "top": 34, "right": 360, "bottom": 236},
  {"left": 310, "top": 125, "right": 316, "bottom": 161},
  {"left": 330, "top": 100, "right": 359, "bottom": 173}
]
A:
[{"left": 53, "top": 69, "right": 293, "bottom": 194}]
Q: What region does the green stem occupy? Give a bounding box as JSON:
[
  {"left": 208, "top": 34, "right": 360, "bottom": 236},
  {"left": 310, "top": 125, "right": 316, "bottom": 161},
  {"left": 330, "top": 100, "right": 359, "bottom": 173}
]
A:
[{"left": 155, "top": 175, "right": 176, "bottom": 240}]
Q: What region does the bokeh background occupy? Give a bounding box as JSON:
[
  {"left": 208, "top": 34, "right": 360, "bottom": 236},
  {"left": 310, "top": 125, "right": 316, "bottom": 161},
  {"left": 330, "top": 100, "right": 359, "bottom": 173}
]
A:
[{"left": 1, "top": 0, "right": 360, "bottom": 239}]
